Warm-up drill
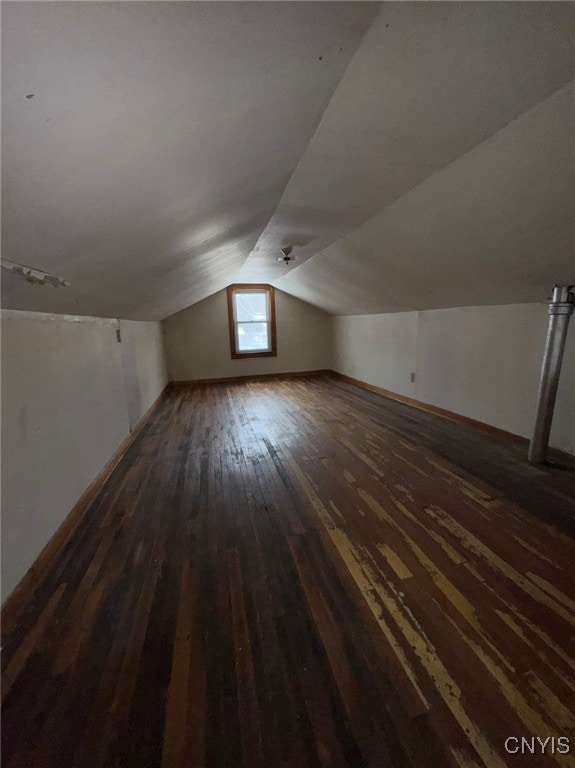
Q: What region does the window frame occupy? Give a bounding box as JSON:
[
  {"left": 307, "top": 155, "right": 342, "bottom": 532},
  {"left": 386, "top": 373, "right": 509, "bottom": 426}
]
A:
[{"left": 227, "top": 284, "right": 277, "bottom": 359}]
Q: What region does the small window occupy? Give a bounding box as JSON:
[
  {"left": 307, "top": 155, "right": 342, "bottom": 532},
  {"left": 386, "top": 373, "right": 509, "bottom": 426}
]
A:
[{"left": 227, "top": 284, "right": 277, "bottom": 359}]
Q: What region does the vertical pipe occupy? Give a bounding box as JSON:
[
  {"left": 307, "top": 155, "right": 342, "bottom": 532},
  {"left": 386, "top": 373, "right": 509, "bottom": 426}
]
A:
[{"left": 528, "top": 285, "right": 574, "bottom": 464}]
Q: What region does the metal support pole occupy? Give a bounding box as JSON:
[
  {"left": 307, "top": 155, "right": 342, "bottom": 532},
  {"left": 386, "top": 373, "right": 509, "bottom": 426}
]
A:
[{"left": 528, "top": 285, "right": 575, "bottom": 464}]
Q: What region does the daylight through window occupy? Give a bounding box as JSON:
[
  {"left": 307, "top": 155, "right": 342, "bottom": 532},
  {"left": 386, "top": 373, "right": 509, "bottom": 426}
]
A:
[{"left": 227, "top": 285, "right": 277, "bottom": 359}]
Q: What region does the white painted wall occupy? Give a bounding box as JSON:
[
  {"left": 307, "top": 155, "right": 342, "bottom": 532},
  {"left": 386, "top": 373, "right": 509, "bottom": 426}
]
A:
[
  {"left": 331, "top": 303, "right": 575, "bottom": 455},
  {"left": 332, "top": 313, "right": 417, "bottom": 398},
  {"left": 416, "top": 304, "right": 575, "bottom": 454},
  {"left": 119, "top": 320, "right": 167, "bottom": 430},
  {"left": 1, "top": 310, "right": 167, "bottom": 600},
  {"left": 163, "top": 288, "right": 332, "bottom": 381}
]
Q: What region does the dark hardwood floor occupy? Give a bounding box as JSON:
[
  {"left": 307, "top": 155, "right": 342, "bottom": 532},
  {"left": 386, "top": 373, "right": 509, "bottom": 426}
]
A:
[{"left": 2, "top": 375, "right": 575, "bottom": 768}]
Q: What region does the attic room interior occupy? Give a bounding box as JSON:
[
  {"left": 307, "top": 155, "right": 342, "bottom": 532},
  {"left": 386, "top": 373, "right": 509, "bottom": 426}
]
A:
[{"left": 1, "top": 1, "right": 575, "bottom": 766}]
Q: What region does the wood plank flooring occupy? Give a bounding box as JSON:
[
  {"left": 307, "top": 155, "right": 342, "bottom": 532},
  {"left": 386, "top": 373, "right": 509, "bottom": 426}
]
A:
[{"left": 2, "top": 375, "right": 575, "bottom": 768}]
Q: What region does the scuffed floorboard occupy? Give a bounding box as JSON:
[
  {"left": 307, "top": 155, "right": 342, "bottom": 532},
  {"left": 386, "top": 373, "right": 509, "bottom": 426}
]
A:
[{"left": 2, "top": 375, "right": 574, "bottom": 767}]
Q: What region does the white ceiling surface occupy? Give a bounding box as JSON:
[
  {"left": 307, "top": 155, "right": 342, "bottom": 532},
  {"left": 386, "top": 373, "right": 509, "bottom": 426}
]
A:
[
  {"left": 278, "top": 83, "right": 575, "bottom": 315},
  {"left": 241, "top": 3, "right": 575, "bottom": 310},
  {"left": 2, "top": 3, "right": 574, "bottom": 321},
  {"left": 1, "top": 1, "right": 378, "bottom": 320}
]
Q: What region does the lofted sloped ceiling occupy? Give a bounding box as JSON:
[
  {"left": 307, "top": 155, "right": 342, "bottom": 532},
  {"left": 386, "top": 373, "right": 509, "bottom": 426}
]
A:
[
  {"left": 1, "top": 1, "right": 379, "bottom": 319},
  {"left": 276, "top": 83, "right": 575, "bottom": 315},
  {"left": 2, "top": 2, "right": 574, "bottom": 321}
]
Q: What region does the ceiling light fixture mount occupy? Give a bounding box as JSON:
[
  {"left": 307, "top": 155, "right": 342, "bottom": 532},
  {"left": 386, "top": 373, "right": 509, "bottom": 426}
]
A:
[{"left": 277, "top": 246, "right": 295, "bottom": 265}]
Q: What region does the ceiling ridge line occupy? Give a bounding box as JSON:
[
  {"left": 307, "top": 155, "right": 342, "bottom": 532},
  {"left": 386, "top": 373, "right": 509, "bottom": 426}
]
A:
[
  {"left": 150, "top": 8, "right": 384, "bottom": 320},
  {"left": 241, "top": 4, "right": 386, "bottom": 280},
  {"left": 274, "top": 79, "right": 574, "bottom": 285}
]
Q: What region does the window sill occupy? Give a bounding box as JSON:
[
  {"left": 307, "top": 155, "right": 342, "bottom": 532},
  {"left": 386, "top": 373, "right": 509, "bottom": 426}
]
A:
[{"left": 231, "top": 350, "right": 277, "bottom": 360}]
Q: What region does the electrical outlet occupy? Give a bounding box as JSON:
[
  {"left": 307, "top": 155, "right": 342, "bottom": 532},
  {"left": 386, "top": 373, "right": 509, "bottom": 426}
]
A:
[{"left": 410, "top": 372, "right": 416, "bottom": 383}]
